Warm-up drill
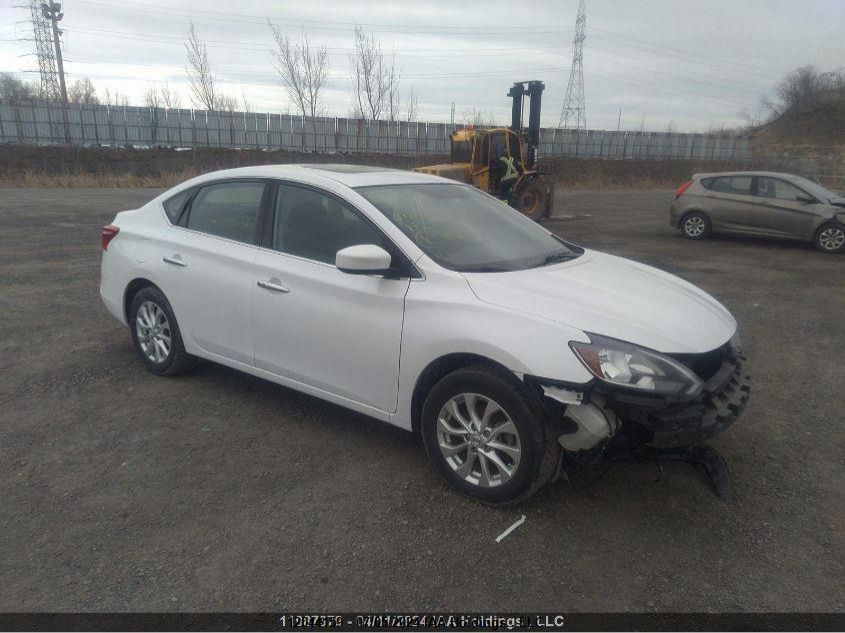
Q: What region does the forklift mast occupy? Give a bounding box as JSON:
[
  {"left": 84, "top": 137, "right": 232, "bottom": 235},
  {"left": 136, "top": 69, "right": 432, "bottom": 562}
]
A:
[{"left": 508, "top": 80, "right": 544, "bottom": 168}]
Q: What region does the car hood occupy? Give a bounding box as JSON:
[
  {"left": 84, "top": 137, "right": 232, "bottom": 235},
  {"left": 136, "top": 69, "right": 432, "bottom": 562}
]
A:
[{"left": 461, "top": 250, "right": 736, "bottom": 354}]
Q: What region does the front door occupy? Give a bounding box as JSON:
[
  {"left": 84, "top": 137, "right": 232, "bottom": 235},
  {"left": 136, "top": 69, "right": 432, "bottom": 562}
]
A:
[
  {"left": 251, "top": 183, "right": 410, "bottom": 413},
  {"left": 751, "top": 176, "right": 822, "bottom": 239}
]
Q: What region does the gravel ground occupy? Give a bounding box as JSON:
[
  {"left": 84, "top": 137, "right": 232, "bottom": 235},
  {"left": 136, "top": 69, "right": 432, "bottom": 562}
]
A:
[{"left": 0, "top": 187, "right": 842, "bottom": 613}]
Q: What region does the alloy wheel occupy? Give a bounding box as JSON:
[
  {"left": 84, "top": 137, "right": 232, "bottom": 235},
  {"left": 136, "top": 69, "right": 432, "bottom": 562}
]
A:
[
  {"left": 135, "top": 301, "right": 172, "bottom": 363},
  {"left": 818, "top": 226, "right": 845, "bottom": 251},
  {"left": 684, "top": 215, "right": 706, "bottom": 237},
  {"left": 436, "top": 393, "right": 521, "bottom": 488}
]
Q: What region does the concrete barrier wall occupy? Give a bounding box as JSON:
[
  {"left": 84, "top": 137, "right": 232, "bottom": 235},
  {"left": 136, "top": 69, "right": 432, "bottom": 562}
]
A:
[{"left": 0, "top": 101, "right": 754, "bottom": 161}]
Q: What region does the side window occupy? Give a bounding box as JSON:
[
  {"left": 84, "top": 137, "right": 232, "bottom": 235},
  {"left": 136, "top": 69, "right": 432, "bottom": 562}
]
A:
[
  {"left": 759, "top": 177, "right": 806, "bottom": 202},
  {"left": 162, "top": 189, "right": 191, "bottom": 223},
  {"left": 272, "top": 184, "right": 387, "bottom": 265},
  {"left": 186, "top": 182, "right": 265, "bottom": 244},
  {"left": 708, "top": 176, "right": 751, "bottom": 195},
  {"left": 491, "top": 133, "right": 506, "bottom": 160}
]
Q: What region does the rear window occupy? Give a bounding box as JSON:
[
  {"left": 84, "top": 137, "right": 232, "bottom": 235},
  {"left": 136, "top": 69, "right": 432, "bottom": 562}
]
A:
[
  {"left": 703, "top": 176, "right": 752, "bottom": 195},
  {"left": 163, "top": 189, "right": 191, "bottom": 223},
  {"left": 452, "top": 140, "right": 472, "bottom": 163},
  {"left": 186, "top": 182, "right": 265, "bottom": 244}
]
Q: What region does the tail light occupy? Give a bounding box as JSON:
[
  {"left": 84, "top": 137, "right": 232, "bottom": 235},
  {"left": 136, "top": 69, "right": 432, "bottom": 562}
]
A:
[
  {"left": 101, "top": 225, "right": 120, "bottom": 251},
  {"left": 675, "top": 180, "right": 694, "bottom": 198}
]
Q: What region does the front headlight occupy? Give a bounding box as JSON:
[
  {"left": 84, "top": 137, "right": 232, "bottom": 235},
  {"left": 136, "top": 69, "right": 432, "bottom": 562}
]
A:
[{"left": 570, "top": 334, "right": 703, "bottom": 396}]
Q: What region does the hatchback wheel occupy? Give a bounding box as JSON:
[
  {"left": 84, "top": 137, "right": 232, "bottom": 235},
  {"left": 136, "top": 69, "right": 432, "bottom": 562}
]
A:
[
  {"left": 421, "top": 364, "right": 559, "bottom": 505},
  {"left": 681, "top": 211, "right": 711, "bottom": 240},
  {"left": 129, "top": 286, "right": 197, "bottom": 376},
  {"left": 814, "top": 222, "right": 845, "bottom": 253}
]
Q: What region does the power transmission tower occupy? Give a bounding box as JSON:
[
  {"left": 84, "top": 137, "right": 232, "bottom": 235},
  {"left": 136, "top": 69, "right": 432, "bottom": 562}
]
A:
[
  {"left": 29, "top": 0, "right": 67, "bottom": 103},
  {"left": 557, "top": 0, "right": 586, "bottom": 130}
]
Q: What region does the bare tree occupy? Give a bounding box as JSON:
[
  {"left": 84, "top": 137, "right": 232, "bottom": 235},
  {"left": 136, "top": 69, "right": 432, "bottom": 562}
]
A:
[
  {"left": 405, "top": 85, "right": 419, "bottom": 122},
  {"left": 68, "top": 78, "right": 99, "bottom": 105},
  {"left": 461, "top": 106, "right": 495, "bottom": 127},
  {"left": 143, "top": 84, "right": 161, "bottom": 109},
  {"left": 772, "top": 65, "right": 845, "bottom": 115},
  {"left": 240, "top": 83, "right": 253, "bottom": 114},
  {"left": 145, "top": 81, "right": 182, "bottom": 110},
  {"left": 268, "top": 22, "right": 330, "bottom": 119},
  {"left": 386, "top": 48, "right": 401, "bottom": 121},
  {"left": 185, "top": 20, "right": 233, "bottom": 111},
  {"left": 102, "top": 87, "right": 129, "bottom": 107},
  {"left": 349, "top": 25, "right": 401, "bottom": 120},
  {"left": 0, "top": 72, "right": 38, "bottom": 102}
]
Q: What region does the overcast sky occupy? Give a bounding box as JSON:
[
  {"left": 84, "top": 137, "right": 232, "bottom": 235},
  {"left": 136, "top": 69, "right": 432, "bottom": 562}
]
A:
[{"left": 1, "top": 0, "right": 843, "bottom": 131}]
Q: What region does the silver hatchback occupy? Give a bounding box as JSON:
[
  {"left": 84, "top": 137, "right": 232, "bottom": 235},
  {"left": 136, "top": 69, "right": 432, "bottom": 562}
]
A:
[{"left": 669, "top": 171, "right": 845, "bottom": 253}]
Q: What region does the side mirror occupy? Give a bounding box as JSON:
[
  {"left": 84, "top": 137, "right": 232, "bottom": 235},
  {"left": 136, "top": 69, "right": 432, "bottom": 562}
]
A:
[
  {"left": 336, "top": 244, "right": 393, "bottom": 275},
  {"left": 796, "top": 193, "right": 815, "bottom": 204}
]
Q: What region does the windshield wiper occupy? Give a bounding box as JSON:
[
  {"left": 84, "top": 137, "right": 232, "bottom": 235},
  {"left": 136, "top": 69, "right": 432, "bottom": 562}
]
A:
[
  {"left": 456, "top": 265, "right": 509, "bottom": 272},
  {"left": 537, "top": 251, "right": 577, "bottom": 267}
]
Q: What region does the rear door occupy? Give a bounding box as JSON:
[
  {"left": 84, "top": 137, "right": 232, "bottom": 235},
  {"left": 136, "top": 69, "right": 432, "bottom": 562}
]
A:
[
  {"left": 751, "top": 177, "right": 822, "bottom": 239},
  {"left": 156, "top": 179, "right": 268, "bottom": 365},
  {"left": 700, "top": 175, "right": 757, "bottom": 231},
  {"left": 251, "top": 182, "right": 411, "bottom": 413}
]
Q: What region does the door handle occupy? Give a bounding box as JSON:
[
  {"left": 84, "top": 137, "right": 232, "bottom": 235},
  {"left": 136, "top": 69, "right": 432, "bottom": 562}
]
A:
[
  {"left": 257, "top": 279, "right": 290, "bottom": 293},
  {"left": 163, "top": 255, "right": 188, "bottom": 267}
]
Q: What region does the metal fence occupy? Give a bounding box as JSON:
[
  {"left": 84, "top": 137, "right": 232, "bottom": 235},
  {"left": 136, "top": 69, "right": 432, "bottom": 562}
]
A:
[{"left": 0, "top": 101, "right": 754, "bottom": 160}]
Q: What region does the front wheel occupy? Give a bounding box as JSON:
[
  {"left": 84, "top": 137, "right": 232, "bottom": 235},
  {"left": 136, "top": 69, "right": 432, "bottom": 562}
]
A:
[
  {"left": 421, "top": 365, "right": 559, "bottom": 505},
  {"left": 510, "top": 178, "right": 547, "bottom": 221},
  {"left": 813, "top": 222, "right": 845, "bottom": 253}
]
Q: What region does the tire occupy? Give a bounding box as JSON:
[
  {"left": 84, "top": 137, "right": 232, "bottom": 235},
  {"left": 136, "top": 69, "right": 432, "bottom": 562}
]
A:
[
  {"left": 680, "top": 211, "right": 711, "bottom": 240},
  {"left": 420, "top": 364, "right": 559, "bottom": 506},
  {"left": 510, "top": 178, "right": 547, "bottom": 221},
  {"left": 813, "top": 222, "right": 845, "bottom": 253},
  {"left": 129, "top": 286, "right": 197, "bottom": 376}
]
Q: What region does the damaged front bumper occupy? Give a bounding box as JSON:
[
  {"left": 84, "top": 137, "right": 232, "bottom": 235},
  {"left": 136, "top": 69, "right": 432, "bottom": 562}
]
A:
[
  {"left": 604, "top": 353, "right": 751, "bottom": 448},
  {"left": 527, "top": 349, "right": 750, "bottom": 499},
  {"left": 530, "top": 350, "right": 750, "bottom": 450}
]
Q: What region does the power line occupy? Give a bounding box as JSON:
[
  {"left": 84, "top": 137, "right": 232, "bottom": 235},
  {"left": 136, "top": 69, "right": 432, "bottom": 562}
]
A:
[
  {"left": 590, "top": 26, "right": 786, "bottom": 78},
  {"left": 62, "top": 24, "right": 573, "bottom": 57},
  {"left": 71, "top": 0, "right": 576, "bottom": 35}
]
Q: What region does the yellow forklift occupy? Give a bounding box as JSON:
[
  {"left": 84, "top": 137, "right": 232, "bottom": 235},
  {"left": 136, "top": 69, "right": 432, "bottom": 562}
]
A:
[{"left": 415, "top": 81, "right": 554, "bottom": 220}]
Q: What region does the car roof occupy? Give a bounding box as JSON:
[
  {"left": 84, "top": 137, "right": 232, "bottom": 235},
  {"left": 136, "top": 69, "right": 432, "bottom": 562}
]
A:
[
  {"left": 180, "top": 163, "right": 450, "bottom": 189},
  {"left": 693, "top": 170, "right": 810, "bottom": 182}
]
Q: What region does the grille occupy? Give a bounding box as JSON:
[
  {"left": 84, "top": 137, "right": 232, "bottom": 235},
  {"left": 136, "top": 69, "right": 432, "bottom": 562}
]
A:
[{"left": 670, "top": 344, "right": 730, "bottom": 382}]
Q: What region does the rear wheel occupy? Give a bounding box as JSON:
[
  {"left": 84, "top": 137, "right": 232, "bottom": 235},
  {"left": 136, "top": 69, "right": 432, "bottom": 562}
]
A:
[
  {"left": 129, "top": 286, "right": 197, "bottom": 376},
  {"left": 510, "top": 178, "right": 547, "bottom": 221},
  {"left": 681, "top": 211, "right": 711, "bottom": 240},
  {"left": 421, "top": 364, "right": 559, "bottom": 505},
  {"left": 813, "top": 222, "right": 845, "bottom": 253}
]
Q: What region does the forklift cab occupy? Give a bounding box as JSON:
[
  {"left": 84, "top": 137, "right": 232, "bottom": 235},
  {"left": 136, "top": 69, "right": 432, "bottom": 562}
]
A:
[{"left": 470, "top": 129, "right": 523, "bottom": 195}]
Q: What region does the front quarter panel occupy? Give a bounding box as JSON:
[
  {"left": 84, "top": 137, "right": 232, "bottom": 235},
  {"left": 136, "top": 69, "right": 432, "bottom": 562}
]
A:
[{"left": 392, "top": 264, "right": 592, "bottom": 430}]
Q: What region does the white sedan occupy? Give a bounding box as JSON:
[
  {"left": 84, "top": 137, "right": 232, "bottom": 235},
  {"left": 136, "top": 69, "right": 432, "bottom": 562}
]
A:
[{"left": 100, "top": 164, "right": 750, "bottom": 504}]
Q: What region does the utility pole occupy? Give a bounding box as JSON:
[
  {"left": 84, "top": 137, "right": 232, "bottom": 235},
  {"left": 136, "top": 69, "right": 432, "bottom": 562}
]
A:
[
  {"left": 557, "top": 0, "right": 586, "bottom": 131},
  {"left": 41, "top": 2, "right": 67, "bottom": 104},
  {"left": 450, "top": 101, "right": 455, "bottom": 127},
  {"left": 616, "top": 106, "right": 621, "bottom": 133}
]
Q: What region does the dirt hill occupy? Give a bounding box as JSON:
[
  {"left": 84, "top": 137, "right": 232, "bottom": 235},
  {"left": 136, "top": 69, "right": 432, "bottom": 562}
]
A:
[{"left": 751, "top": 89, "right": 845, "bottom": 152}]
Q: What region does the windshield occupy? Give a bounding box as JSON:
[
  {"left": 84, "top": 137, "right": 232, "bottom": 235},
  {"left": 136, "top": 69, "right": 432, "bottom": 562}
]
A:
[
  {"left": 356, "top": 183, "right": 582, "bottom": 272},
  {"left": 788, "top": 175, "right": 836, "bottom": 201}
]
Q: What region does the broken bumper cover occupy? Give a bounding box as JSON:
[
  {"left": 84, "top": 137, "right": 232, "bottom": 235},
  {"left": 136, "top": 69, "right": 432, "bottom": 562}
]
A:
[{"left": 608, "top": 355, "right": 751, "bottom": 448}]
